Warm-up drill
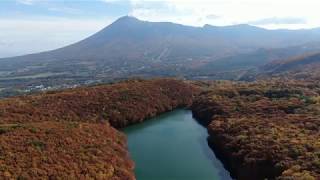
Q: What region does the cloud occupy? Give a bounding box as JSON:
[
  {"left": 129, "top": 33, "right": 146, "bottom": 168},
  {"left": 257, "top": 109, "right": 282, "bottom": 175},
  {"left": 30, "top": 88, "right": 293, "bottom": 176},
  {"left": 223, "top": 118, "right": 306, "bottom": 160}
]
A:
[
  {"left": 47, "top": 7, "right": 82, "bottom": 15},
  {"left": 130, "top": 0, "right": 208, "bottom": 26},
  {"left": 206, "top": 14, "right": 220, "bottom": 20},
  {"left": 16, "top": 0, "right": 39, "bottom": 5},
  {"left": 100, "top": 0, "right": 123, "bottom": 2},
  {"left": 128, "top": 0, "right": 320, "bottom": 29},
  {"left": 249, "top": 17, "right": 307, "bottom": 25}
]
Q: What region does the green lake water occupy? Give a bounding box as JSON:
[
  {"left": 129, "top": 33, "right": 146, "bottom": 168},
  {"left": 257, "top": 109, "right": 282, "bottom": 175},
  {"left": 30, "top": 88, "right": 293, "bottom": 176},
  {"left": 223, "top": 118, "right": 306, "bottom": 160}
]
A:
[{"left": 123, "top": 109, "right": 231, "bottom": 180}]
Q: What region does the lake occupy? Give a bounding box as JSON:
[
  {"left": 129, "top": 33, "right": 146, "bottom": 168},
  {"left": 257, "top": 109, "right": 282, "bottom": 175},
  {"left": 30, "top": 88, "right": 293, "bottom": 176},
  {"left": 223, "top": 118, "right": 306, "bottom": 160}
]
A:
[{"left": 124, "top": 109, "right": 231, "bottom": 180}]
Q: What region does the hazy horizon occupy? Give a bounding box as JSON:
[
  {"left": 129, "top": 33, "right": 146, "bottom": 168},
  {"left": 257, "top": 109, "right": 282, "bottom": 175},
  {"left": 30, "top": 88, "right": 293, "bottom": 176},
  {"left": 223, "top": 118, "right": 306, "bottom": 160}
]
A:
[{"left": 1, "top": 0, "right": 320, "bottom": 57}]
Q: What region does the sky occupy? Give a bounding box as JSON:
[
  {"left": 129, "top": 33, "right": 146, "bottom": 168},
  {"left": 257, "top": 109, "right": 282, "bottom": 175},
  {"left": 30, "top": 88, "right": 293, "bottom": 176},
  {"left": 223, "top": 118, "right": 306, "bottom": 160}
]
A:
[{"left": 1, "top": 0, "right": 320, "bottom": 58}]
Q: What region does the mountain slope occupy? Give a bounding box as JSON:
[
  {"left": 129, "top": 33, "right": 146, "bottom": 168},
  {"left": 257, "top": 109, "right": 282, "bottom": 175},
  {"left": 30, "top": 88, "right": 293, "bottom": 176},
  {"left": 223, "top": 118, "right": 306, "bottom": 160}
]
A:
[
  {"left": 262, "top": 53, "right": 320, "bottom": 73},
  {"left": 1, "top": 16, "right": 320, "bottom": 97},
  {"left": 3, "top": 16, "right": 320, "bottom": 64},
  {"left": 265, "top": 53, "right": 320, "bottom": 80},
  {"left": 192, "top": 80, "right": 320, "bottom": 179},
  {"left": 188, "top": 42, "right": 320, "bottom": 80},
  {"left": 240, "top": 52, "right": 320, "bottom": 81}
]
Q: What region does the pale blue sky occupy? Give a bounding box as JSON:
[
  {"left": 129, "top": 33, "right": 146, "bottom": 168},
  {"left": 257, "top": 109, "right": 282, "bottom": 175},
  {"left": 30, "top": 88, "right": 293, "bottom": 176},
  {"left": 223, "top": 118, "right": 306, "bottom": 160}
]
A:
[
  {"left": 0, "top": 0, "right": 319, "bottom": 58},
  {"left": 0, "top": 0, "right": 130, "bottom": 18},
  {"left": 0, "top": 0, "right": 131, "bottom": 57}
]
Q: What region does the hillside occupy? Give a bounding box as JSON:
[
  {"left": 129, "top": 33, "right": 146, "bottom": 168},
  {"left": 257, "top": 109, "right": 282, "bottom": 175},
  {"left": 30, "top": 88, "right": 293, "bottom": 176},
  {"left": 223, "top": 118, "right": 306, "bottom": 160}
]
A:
[
  {"left": 263, "top": 53, "right": 320, "bottom": 76},
  {"left": 0, "top": 79, "right": 197, "bottom": 179},
  {"left": 192, "top": 80, "right": 320, "bottom": 179},
  {"left": 2, "top": 16, "right": 320, "bottom": 97},
  {"left": 241, "top": 52, "right": 320, "bottom": 81},
  {"left": 0, "top": 122, "right": 135, "bottom": 179},
  {"left": 191, "top": 42, "right": 320, "bottom": 80}
]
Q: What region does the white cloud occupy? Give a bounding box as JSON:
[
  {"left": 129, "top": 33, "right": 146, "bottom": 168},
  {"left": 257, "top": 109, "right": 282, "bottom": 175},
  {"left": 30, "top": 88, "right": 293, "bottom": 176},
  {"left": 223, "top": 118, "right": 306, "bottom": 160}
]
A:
[
  {"left": 100, "top": 0, "right": 122, "bottom": 2},
  {"left": 129, "top": 0, "right": 320, "bottom": 29},
  {"left": 47, "top": 7, "right": 82, "bottom": 14},
  {"left": 249, "top": 17, "right": 307, "bottom": 25},
  {"left": 16, "top": 0, "right": 39, "bottom": 5}
]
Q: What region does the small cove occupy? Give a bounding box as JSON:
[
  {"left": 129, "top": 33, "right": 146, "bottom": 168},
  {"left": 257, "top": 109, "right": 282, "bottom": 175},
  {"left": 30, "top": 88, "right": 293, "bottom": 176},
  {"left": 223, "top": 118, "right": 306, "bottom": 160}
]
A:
[{"left": 124, "top": 109, "right": 231, "bottom": 180}]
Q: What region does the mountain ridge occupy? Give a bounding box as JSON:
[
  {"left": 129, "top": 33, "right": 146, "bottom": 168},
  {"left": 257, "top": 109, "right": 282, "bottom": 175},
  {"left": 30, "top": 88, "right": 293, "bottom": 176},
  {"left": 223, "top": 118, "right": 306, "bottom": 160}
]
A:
[
  {"left": 1, "top": 16, "right": 320, "bottom": 97},
  {"left": 2, "top": 16, "right": 320, "bottom": 60}
]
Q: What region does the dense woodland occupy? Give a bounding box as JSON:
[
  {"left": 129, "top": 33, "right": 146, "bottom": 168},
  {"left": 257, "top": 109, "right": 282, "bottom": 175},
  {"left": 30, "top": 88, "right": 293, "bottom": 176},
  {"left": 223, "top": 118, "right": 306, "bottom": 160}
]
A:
[
  {"left": 0, "top": 122, "right": 134, "bottom": 179},
  {"left": 0, "top": 79, "right": 196, "bottom": 127},
  {"left": 0, "top": 79, "right": 197, "bottom": 179},
  {"left": 1, "top": 60, "right": 320, "bottom": 179},
  {"left": 192, "top": 79, "right": 320, "bottom": 179}
]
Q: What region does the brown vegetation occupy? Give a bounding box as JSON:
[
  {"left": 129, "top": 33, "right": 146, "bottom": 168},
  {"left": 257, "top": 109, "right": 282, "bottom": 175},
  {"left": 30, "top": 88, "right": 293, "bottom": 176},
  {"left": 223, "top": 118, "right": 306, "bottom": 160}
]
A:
[
  {"left": 0, "top": 79, "right": 196, "bottom": 128},
  {"left": 0, "top": 122, "right": 134, "bottom": 179},
  {"left": 3, "top": 75, "right": 318, "bottom": 179},
  {"left": 0, "top": 78, "right": 197, "bottom": 179},
  {"left": 192, "top": 80, "right": 320, "bottom": 180}
]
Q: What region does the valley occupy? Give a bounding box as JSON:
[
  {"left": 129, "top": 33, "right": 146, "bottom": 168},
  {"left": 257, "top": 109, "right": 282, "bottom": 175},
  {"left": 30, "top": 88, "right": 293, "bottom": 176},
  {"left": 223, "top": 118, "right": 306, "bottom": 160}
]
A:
[{"left": 0, "top": 78, "right": 319, "bottom": 179}]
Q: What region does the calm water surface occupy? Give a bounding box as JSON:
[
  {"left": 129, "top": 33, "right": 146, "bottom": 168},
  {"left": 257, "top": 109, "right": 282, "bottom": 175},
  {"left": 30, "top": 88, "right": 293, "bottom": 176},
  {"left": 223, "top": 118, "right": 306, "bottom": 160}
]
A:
[{"left": 124, "top": 109, "right": 231, "bottom": 180}]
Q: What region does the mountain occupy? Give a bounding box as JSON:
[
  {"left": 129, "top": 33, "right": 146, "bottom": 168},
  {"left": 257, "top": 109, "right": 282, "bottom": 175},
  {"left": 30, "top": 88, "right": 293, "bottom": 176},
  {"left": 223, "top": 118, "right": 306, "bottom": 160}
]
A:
[
  {"left": 262, "top": 52, "right": 320, "bottom": 73},
  {"left": 1, "top": 16, "right": 320, "bottom": 97},
  {"left": 240, "top": 52, "right": 320, "bottom": 81},
  {"left": 190, "top": 42, "right": 320, "bottom": 80},
  {"left": 262, "top": 52, "right": 320, "bottom": 79}
]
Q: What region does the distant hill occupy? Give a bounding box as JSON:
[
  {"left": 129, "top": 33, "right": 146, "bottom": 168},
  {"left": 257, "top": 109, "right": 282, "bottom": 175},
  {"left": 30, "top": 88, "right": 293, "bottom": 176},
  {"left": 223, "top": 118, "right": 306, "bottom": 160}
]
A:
[
  {"left": 2, "top": 16, "right": 320, "bottom": 96},
  {"left": 262, "top": 53, "right": 320, "bottom": 73},
  {"left": 191, "top": 42, "right": 320, "bottom": 80},
  {"left": 240, "top": 52, "right": 320, "bottom": 81}
]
